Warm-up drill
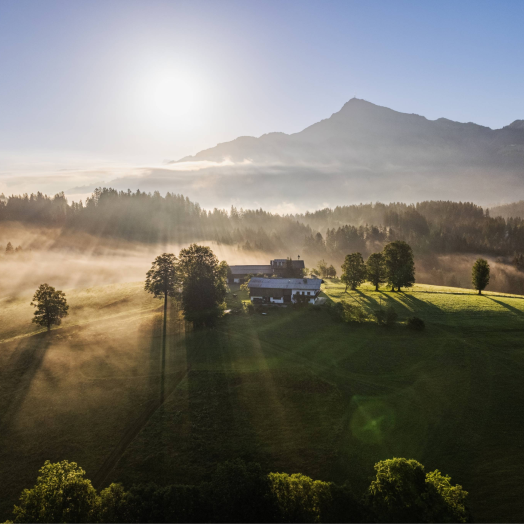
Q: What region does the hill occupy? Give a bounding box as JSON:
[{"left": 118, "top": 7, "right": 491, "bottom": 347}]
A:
[
  {"left": 179, "top": 99, "right": 524, "bottom": 169},
  {"left": 1, "top": 281, "right": 524, "bottom": 522}
]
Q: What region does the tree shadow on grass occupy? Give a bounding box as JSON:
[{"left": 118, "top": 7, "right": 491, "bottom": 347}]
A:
[
  {"left": 0, "top": 332, "right": 53, "bottom": 433},
  {"left": 485, "top": 296, "right": 524, "bottom": 318},
  {"left": 184, "top": 326, "right": 261, "bottom": 473},
  {"left": 350, "top": 290, "right": 439, "bottom": 317}
]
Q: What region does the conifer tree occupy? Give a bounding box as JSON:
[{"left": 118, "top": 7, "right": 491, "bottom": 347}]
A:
[
  {"left": 5, "top": 242, "right": 14, "bottom": 254},
  {"left": 472, "top": 258, "right": 490, "bottom": 295}
]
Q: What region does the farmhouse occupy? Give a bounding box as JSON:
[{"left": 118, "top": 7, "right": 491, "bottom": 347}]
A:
[
  {"left": 248, "top": 277, "right": 322, "bottom": 305},
  {"left": 229, "top": 258, "right": 305, "bottom": 283}
]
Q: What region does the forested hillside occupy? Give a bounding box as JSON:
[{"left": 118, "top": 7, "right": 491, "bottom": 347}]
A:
[{"left": 3, "top": 189, "right": 524, "bottom": 262}]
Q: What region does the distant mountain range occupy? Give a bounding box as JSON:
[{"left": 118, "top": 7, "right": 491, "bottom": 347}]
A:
[
  {"left": 91, "top": 99, "right": 522, "bottom": 210},
  {"left": 177, "top": 98, "right": 524, "bottom": 173}
]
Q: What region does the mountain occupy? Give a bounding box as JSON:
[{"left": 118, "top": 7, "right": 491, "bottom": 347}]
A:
[{"left": 177, "top": 99, "right": 524, "bottom": 172}]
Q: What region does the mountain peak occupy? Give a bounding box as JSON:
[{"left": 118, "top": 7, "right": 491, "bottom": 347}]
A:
[{"left": 506, "top": 120, "right": 524, "bottom": 130}]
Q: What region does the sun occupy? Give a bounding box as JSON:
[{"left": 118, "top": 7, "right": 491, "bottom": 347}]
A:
[{"left": 135, "top": 69, "right": 200, "bottom": 125}]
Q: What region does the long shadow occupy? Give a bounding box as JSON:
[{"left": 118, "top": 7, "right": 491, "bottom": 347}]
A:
[
  {"left": 0, "top": 332, "right": 53, "bottom": 432},
  {"left": 486, "top": 296, "right": 524, "bottom": 318},
  {"left": 92, "top": 301, "right": 188, "bottom": 489},
  {"left": 185, "top": 323, "right": 261, "bottom": 471}
]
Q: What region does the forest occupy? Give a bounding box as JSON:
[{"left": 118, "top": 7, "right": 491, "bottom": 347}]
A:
[{"left": 2, "top": 189, "right": 524, "bottom": 293}]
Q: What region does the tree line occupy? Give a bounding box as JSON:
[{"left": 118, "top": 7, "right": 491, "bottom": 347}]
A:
[
  {"left": 9, "top": 457, "right": 470, "bottom": 523},
  {"left": 3, "top": 189, "right": 524, "bottom": 266},
  {"left": 321, "top": 240, "right": 491, "bottom": 295}
]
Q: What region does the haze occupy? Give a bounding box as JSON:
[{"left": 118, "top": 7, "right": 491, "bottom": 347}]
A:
[{"left": 1, "top": 0, "right": 524, "bottom": 209}]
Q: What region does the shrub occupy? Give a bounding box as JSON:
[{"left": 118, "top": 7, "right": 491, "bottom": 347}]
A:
[
  {"left": 373, "top": 308, "right": 386, "bottom": 325},
  {"left": 340, "top": 300, "right": 369, "bottom": 323},
  {"left": 407, "top": 316, "right": 425, "bottom": 330},
  {"left": 243, "top": 302, "right": 255, "bottom": 315}
]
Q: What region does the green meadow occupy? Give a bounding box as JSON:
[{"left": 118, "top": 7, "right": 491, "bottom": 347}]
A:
[{"left": 1, "top": 280, "right": 524, "bottom": 522}]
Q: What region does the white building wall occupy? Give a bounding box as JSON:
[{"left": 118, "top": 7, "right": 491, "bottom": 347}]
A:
[{"left": 291, "top": 289, "right": 317, "bottom": 304}]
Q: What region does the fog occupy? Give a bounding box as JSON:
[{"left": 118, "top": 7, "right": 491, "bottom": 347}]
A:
[{"left": 0, "top": 223, "right": 277, "bottom": 301}]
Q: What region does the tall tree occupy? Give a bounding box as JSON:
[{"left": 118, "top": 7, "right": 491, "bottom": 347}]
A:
[
  {"left": 472, "top": 258, "right": 490, "bottom": 295},
  {"left": 341, "top": 253, "right": 367, "bottom": 291},
  {"left": 178, "top": 244, "right": 228, "bottom": 326},
  {"left": 366, "top": 252, "right": 386, "bottom": 291},
  {"left": 383, "top": 241, "right": 415, "bottom": 292},
  {"left": 31, "top": 284, "right": 69, "bottom": 331},
  {"left": 5, "top": 241, "right": 14, "bottom": 254},
  {"left": 145, "top": 253, "right": 179, "bottom": 321}
]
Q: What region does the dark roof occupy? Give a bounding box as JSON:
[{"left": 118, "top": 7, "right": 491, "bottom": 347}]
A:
[
  {"left": 271, "top": 259, "right": 305, "bottom": 268},
  {"left": 248, "top": 277, "right": 322, "bottom": 290},
  {"left": 230, "top": 265, "right": 273, "bottom": 275}
]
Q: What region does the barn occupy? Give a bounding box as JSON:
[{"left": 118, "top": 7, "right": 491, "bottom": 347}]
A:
[
  {"left": 247, "top": 277, "right": 322, "bottom": 305},
  {"left": 228, "top": 258, "right": 305, "bottom": 283}
]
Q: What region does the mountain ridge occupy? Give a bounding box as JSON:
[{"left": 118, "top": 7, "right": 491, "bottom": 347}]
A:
[{"left": 176, "top": 98, "right": 524, "bottom": 168}]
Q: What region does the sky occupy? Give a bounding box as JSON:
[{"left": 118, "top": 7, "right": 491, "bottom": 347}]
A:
[{"left": 1, "top": 0, "right": 523, "bottom": 203}]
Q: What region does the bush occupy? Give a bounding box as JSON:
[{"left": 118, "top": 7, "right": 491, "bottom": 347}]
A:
[
  {"left": 373, "top": 308, "right": 386, "bottom": 325},
  {"left": 340, "top": 300, "right": 369, "bottom": 323},
  {"left": 407, "top": 316, "right": 425, "bottom": 330},
  {"left": 243, "top": 302, "right": 255, "bottom": 315}
]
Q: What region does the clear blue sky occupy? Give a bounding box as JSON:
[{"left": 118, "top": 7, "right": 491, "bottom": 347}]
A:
[{"left": 0, "top": 0, "right": 523, "bottom": 172}]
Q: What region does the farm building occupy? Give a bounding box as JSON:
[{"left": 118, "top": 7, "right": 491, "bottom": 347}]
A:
[
  {"left": 270, "top": 258, "right": 305, "bottom": 276},
  {"left": 229, "top": 258, "right": 305, "bottom": 283},
  {"left": 247, "top": 277, "right": 322, "bottom": 305}
]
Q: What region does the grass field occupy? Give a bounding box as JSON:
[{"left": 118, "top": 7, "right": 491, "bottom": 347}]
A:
[{"left": 1, "top": 280, "right": 524, "bottom": 521}]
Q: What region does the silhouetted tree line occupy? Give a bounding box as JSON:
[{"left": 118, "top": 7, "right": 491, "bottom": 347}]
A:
[
  {"left": 301, "top": 201, "right": 524, "bottom": 261},
  {"left": 10, "top": 458, "right": 470, "bottom": 523},
  {"left": 4, "top": 190, "right": 524, "bottom": 263},
  {"left": 0, "top": 188, "right": 312, "bottom": 250}
]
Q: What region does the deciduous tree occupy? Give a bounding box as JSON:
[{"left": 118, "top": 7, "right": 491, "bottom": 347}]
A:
[
  {"left": 12, "top": 460, "right": 98, "bottom": 523},
  {"left": 341, "top": 253, "right": 367, "bottom": 291},
  {"left": 178, "top": 244, "right": 228, "bottom": 326},
  {"left": 472, "top": 258, "right": 490, "bottom": 295},
  {"left": 30, "top": 284, "right": 69, "bottom": 331},
  {"left": 383, "top": 241, "right": 415, "bottom": 291},
  {"left": 366, "top": 252, "right": 386, "bottom": 291}
]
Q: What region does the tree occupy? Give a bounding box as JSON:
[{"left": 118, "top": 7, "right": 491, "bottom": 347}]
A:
[
  {"left": 6, "top": 241, "right": 14, "bottom": 254},
  {"left": 144, "top": 253, "right": 179, "bottom": 320},
  {"left": 12, "top": 460, "right": 98, "bottom": 523},
  {"left": 341, "top": 253, "right": 367, "bottom": 291},
  {"left": 327, "top": 264, "right": 337, "bottom": 278},
  {"left": 314, "top": 259, "right": 329, "bottom": 278},
  {"left": 383, "top": 240, "right": 415, "bottom": 292},
  {"left": 30, "top": 284, "right": 69, "bottom": 331},
  {"left": 178, "top": 244, "right": 228, "bottom": 325},
  {"left": 472, "top": 258, "right": 490, "bottom": 295},
  {"left": 367, "top": 458, "right": 470, "bottom": 523},
  {"left": 268, "top": 472, "right": 332, "bottom": 523},
  {"left": 366, "top": 252, "right": 386, "bottom": 291}
]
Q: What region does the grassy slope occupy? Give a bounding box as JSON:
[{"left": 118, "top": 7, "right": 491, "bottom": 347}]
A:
[{"left": 1, "top": 281, "right": 524, "bottom": 521}]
